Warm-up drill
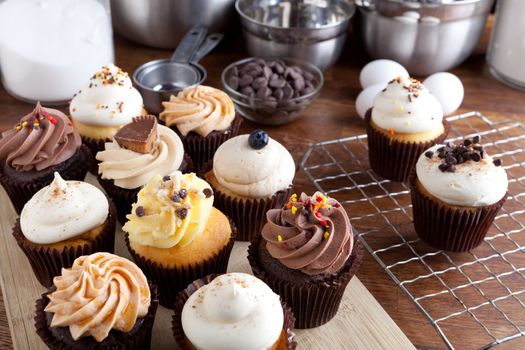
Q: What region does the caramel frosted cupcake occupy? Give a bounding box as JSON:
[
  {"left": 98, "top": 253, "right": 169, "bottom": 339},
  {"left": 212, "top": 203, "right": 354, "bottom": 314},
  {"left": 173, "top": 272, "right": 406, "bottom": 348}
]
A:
[
  {"left": 96, "top": 115, "right": 192, "bottom": 224},
  {"left": 204, "top": 130, "right": 294, "bottom": 241},
  {"left": 35, "top": 253, "right": 158, "bottom": 349},
  {"left": 366, "top": 77, "right": 448, "bottom": 182},
  {"left": 160, "top": 85, "right": 242, "bottom": 174},
  {"left": 12, "top": 172, "right": 116, "bottom": 287},
  {"left": 248, "top": 192, "right": 363, "bottom": 328},
  {"left": 411, "top": 136, "right": 508, "bottom": 251},
  {"left": 70, "top": 64, "right": 145, "bottom": 172},
  {"left": 123, "top": 172, "right": 235, "bottom": 308},
  {"left": 0, "top": 103, "right": 88, "bottom": 214},
  {"left": 173, "top": 273, "right": 296, "bottom": 350}
]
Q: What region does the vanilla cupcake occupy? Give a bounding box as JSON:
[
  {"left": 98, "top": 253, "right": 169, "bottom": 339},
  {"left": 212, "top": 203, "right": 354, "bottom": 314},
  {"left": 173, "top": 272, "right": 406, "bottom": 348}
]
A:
[
  {"left": 411, "top": 136, "right": 508, "bottom": 251},
  {"left": 366, "top": 76, "right": 448, "bottom": 182}
]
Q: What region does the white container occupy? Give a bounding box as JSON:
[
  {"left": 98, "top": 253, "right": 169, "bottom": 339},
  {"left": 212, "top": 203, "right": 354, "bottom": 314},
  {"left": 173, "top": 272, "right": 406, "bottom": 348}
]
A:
[
  {"left": 0, "top": 0, "right": 114, "bottom": 105},
  {"left": 486, "top": 0, "right": 525, "bottom": 90}
]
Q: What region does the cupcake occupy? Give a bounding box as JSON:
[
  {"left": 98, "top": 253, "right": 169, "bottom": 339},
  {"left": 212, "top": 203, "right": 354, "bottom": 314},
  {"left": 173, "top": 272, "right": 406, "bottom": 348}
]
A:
[
  {"left": 35, "top": 253, "right": 159, "bottom": 349},
  {"left": 12, "top": 172, "right": 116, "bottom": 287},
  {"left": 173, "top": 273, "right": 296, "bottom": 350},
  {"left": 69, "top": 64, "right": 145, "bottom": 173},
  {"left": 366, "top": 76, "right": 448, "bottom": 182},
  {"left": 0, "top": 103, "right": 88, "bottom": 214},
  {"left": 159, "top": 85, "right": 242, "bottom": 174},
  {"left": 204, "top": 130, "right": 295, "bottom": 241},
  {"left": 248, "top": 192, "right": 363, "bottom": 328},
  {"left": 123, "top": 172, "right": 235, "bottom": 308},
  {"left": 96, "top": 115, "right": 192, "bottom": 224},
  {"left": 411, "top": 136, "right": 508, "bottom": 251}
]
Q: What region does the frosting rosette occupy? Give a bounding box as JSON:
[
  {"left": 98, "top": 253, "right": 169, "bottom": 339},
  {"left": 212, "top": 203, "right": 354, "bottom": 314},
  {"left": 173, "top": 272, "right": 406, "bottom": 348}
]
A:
[
  {"left": 123, "top": 172, "right": 214, "bottom": 249},
  {"left": 0, "top": 103, "right": 81, "bottom": 172},
  {"left": 160, "top": 85, "right": 235, "bottom": 137},
  {"left": 262, "top": 192, "right": 353, "bottom": 275},
  {"left": 44, "top": 252, "right": 151, "bottom": 342}
]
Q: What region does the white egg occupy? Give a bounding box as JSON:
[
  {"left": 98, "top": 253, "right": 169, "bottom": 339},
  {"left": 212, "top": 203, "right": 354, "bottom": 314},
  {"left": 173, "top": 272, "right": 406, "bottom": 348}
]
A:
[
  {"left": 355, "top": 83, "right": 386, "bottom": 119},
  {"left": 423, "top": 72, "right": 464, "bottom": 116},
  {"left": 359, "top": 59, "right": 409, "bottom": 89}
]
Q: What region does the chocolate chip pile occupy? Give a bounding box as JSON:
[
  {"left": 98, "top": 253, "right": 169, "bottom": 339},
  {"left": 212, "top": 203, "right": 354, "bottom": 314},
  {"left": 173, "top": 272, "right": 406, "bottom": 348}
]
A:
[{"left": 425, "top": 136, "right": 503, "bottom": 173}]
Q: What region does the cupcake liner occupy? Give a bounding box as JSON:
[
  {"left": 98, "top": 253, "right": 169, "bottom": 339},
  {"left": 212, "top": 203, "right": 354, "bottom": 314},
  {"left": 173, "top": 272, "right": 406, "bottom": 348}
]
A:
[
  {"left": 12, "top": 198, "right": 116, "bottom": 287},
  {"left": 81, "top": 135, "right": 109, "bottom": 175},
  {"left": 248, "top": 234, "right": 363, "bottom": 329},
  {"left": 410, "top": 171, "right": 508, "bottom": 252},
  {"left": 365, "top": 109, "right": 449, "bottom": 182},
  {"left": 0, "top": 145, "right": 90, "bottom": 214},
  {"left": 125, "top": 218, "right": 237, "bottom": 309},
  {"left": 35, "top": 282, "right": 159, "bottom": 350},
  {"left": 172, "top": 274, "right": 297, "bottom": 350}
]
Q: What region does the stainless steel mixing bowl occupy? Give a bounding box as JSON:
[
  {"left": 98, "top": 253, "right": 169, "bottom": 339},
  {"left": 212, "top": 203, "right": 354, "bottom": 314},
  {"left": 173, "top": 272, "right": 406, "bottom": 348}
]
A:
[
  {"left": 356, "top": 0, "right": 493, "bottom": 76},
  {"left": 110, "top": 0, "right": 236, "bottom": 48},
  {"left": 236, "top": 0, "right": 355, "bottom": 70}
]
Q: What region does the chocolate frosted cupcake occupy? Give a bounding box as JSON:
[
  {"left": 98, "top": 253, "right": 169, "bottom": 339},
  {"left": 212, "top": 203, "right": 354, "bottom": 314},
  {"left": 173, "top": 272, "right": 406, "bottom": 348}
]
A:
[
  {"left": 159, "top": 85, "right": 242, "bottom": 174},
  {"left": 69, "top": 64, "right": 146, "bottom": 173},
  {"left": 12, "top": 172, "right": 116, "bottom": 287},
  {"left": 248, "top": 192, "right": 363, "bottom": 328},
  {"left": 204, "top": 130, "right": 295, "bottom": 241},
  {"left": 123, "top": 172, "right": 235, "bottom": 308},
  {"left": 411, "top": 136, "right": 508, "bottom": 251},
  {"left": 35, "top": 253, "right": 158, "bottom": 349},
  {"left": 173, "top": 273, "right": 296, "bottom": 350},
  {"left": 0, "top": 103, "right": 88, "bottom": 214},
  {"left": 366, "top": 76, "right": 448, "bottom": 182},
  {"left": 96, "top": 115, "right": 192, "bottom": 224}
]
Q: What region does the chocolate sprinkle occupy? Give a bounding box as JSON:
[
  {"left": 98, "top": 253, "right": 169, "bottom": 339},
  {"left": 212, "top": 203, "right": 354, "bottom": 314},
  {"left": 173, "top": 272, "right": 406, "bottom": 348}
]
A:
[
  {"left": 176, "top": 208, "right": 188, "bottom": 220},
  {"left": 136, "top": 206, "right": 146, "bottom": 217},
  {"left": 203, "top": 188, "right": 213, "bottom": 198},
  {"left": 425, "top": 151, "right": 434, "bottom": 159}
]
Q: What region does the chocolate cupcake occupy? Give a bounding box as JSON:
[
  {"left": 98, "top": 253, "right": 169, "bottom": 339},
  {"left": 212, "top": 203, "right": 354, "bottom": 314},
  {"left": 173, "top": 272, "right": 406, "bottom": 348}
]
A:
[
  {"left": 248, "top": 192, "right": 363, "bottom": 328},
  {"left": 96, "top": 115, "right": 192, "bottom": 224},
  {"left": 12, "top": 172, "right": 116, "bottom": 287},
  {"left": 173, "top": 273, "right": 297, "bottom": 350},
  {"left": 366, "top": 76, "right": 448, "bottom": 182},
  {"left": 159, "top": 85, "right": 242, "bottom": 174},
  {"left": 0, "top": 103, "right": 88, "bottom": 214},
  {"left": 411, "top": 136, "right": 508, "bottom": 251},
  {"left": 123, "top": 172, "right": 235, "bottom": 308},
  {"left": 35, "top": 253, "right": 158, "bottom": 349},
  {"left": 69, "top": 64, "right": 146, "bottom": 173},
  {"left": 204, "top": 130, "right": 295, "bottom": 241}
]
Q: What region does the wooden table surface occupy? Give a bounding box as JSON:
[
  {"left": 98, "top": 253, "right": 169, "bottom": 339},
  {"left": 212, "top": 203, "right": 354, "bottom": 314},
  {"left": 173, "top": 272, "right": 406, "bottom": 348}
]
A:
[{"left": 1, "top": 17, "right": 525, "bottom": 350}]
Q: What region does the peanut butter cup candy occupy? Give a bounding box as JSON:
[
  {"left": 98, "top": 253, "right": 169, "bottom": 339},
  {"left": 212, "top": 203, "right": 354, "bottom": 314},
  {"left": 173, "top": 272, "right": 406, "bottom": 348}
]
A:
[{"left": 248, "top": 192, "right": 363, "bottom": 328}]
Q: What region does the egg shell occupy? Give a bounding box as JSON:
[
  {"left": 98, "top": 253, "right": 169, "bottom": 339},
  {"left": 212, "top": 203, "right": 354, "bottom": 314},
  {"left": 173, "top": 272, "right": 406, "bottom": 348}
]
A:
[
  {"left": 359, "top": 59, "right": 409, "bottom": 89},
  {"left": 423, "top": 72, "right": 464, "bottom": 116},
  {"left": 355, "top": 83, "right": 386, "bottom": 119}
]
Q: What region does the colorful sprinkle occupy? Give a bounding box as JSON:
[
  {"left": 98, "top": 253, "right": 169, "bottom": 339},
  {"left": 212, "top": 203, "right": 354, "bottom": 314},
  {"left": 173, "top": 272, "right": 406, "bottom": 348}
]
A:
[
  {"left": 324, "top": 231, "right": 330, "bottom": 240},
  {"left": 278, "top": 234, "right": 283, "bottom": 242},
  {"left": 291, "top": 206, "right": 297, "bottom": 215}
]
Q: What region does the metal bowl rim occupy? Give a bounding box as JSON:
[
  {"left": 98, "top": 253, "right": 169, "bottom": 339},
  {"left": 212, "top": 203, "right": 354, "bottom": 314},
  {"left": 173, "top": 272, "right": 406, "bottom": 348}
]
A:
[{"left": 355, "top": 0, "right": 490, "bottom": 8}]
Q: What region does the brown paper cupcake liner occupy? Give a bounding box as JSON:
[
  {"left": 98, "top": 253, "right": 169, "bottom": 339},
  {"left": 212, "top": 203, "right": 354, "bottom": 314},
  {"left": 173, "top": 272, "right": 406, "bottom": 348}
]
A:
[
  {"left": 81, "top": 135, "right": 109, "bottom": 174},
  {"left": 172, "top": 274, "right": 297, "bottom": 350},
  {"left": 248, "top": 234, "right": 363, "bottom": 329},
  {"left": 35, "top": 282, "right": 158, "bottom": 350},
  {"left": 0, "top": 145, "right": 90, "bottom": 214},
  {"left": 365, "top": 109, "right": 449, "bottom": 182},
  {"left": 125, "top": 218, "right": 237, "bottom": 308},
  {"left": 410, "top": 171, "right": 508, "bottom": 252},
  {"left": 12, "top": 198, "right": 116, "bottom": 287}
]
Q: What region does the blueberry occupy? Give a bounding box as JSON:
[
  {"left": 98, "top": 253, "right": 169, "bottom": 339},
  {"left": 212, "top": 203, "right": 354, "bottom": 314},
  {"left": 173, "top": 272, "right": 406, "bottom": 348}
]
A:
[{"left": 248, "top": 130, "right": 269, "bottom": 150}]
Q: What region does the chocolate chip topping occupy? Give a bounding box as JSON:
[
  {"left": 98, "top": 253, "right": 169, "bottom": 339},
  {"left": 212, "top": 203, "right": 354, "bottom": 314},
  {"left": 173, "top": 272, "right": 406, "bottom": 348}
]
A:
[
  {"left": 203, "top": 188, "right": 213, "bottom": 198},
  {"left": 424, "top": 151, "right": 434, "bottom": 159},
  {"left": 135, "top": 206, "right": 146, "bottom": 217},
  {"left": 170, "top": 193, "right": 182, "bottom": 203},
  {"left": 179, "top": 189, "right": 188, "bottom": 199},
  {"left": 163, "top": 175, "right": 171, "bottom": 182},
  {"left": 176, "top": 208, "right": 188, "bottom": 220},
  {"left": 493, "top": 159, "right": 502, "bottom": 167}
]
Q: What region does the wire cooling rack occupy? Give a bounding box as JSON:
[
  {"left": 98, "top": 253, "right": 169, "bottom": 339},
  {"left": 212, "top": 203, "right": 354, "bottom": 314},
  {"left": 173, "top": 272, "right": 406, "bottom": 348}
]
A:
[{"left": 300, "top": 112, "right": 525, "bottom": 350}]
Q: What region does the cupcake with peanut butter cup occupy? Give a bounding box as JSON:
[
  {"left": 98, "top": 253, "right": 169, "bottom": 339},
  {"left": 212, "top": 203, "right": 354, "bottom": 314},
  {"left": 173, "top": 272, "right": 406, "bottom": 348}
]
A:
[
  {"left": 366, "top": 76, "right": 448, "bottom": 182},
  {"left": 160, "top": 85, "right": 242, "bottom": 173},
  {"left": 123, "top": 172, "right": 235, "bottom": 308},
  {"left": 248, "top": 192, "right": 363, "bottom": 328}
]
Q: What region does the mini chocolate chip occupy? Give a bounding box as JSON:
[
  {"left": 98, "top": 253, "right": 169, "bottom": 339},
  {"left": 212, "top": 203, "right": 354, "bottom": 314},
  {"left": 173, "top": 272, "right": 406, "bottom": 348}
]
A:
[
  {"left": 179, "top": 189, "right": 188, "bottom": 199},
  {"left": 239, "top": 75, "right": 253, "bottom": 87},
  {"left": 303, "top": 70, "right": 314, "bottom": 82},
  {"left": 241, "top": 86, "right": 255, "bottom": 97},
  {"left": 446, "top": 165, "right": 456, "bottom": 173},
  {"left": 456, "top": 155, "right": 464, "bottom": 164},
  {"left": 480, "top": 150, "right": 485, "bottom": 159},
  {"left": 437, "top": 147, "right": 445, "bottom": 152},
  {"left": 425, "top": 151, "right": 434, "bottom": 159},
  {"left": 273, "top": 88, "right": 284, "bottom": 100},
  {"left": 493, "top": 159, "right": 502, "bottom": 166},
  {"left": 438, "top": 152, "right": 446, "bottom": 159},
  {"left": 471, "top": 153, "right": 481, "bottom": 162},
  {"left": 203, "top": 188, "right": 213, "bottom": 198},
  {"left": 269, "top": 78, "right": 286, "bottom": 89},
  {"left": 170, "top": 193, "right": 182, "bottom": 203},
  {"left": 474, "top": 146, "right": 483, "bottom": 152},
  {"left": 163, "top": 175, "right": 171, "bottom": 182},
  {"left": 228, "top": 76, "right": 239, "bottom": 90},
  {"left": 446, "top": 156, "right": 457, "bottom": 165},
  {"left": 473, "top": 135, "right": 480, "bottom": 144},
  {"left": 463, "top": 152, "right": 471, "bottom": 161},
  {"left": 446, "top": 141, "right": 454, "bottom": 148},
  {"left": 135, "top": 206, "right": 146, "bottom": 217},
  {"left": 176, "top": 208, "right": 188, "bottom": 220},
  {"left": 252, "top": 77, "right": 268, "bottom": 90},
  {"left": 464, "top": 139, "right": 472, "bottom": 146},
  {"left": 438, "top": 163, "right": 449, "bottom": 172}
]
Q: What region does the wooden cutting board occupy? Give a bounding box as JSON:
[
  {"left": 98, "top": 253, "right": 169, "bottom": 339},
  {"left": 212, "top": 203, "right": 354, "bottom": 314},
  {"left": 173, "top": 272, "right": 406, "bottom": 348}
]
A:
[{"left": 0, "top": 174, "right": 415, "bottom": 350}]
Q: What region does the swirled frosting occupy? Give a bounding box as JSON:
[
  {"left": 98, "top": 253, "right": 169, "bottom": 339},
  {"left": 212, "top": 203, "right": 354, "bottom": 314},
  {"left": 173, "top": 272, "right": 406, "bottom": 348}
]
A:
[
  {"left": 212, "top": 134, "right": 295, "bottom": 198},
  {"left": 159, "top": 85, "right": 235, "bottom": 137},
  {"left": 20, "top": 172, "right": 109, "bottom": 244},
  {"left": 262, "top": 192, "right": 353, "bottom": 275},
  {"left": 123, "top": 172, "right": 214, "bottom": 249},
  {"left": 45, "top": 253, "right": 151, "bottom": 342},
  {"left": 96, "top": 125, "right": 184, "bottom": 189},
  {"left": 69, "top": 64, "right": 143, "bottom": 128},
  {"left": 0, "top": 103, "right": 81, "bottom": 172},
  {"left": 182, "top": 273, "right": 284, "bottom": 350},
  {"left": 371, "top": 76, "right": 443, "bottom": 133}
]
